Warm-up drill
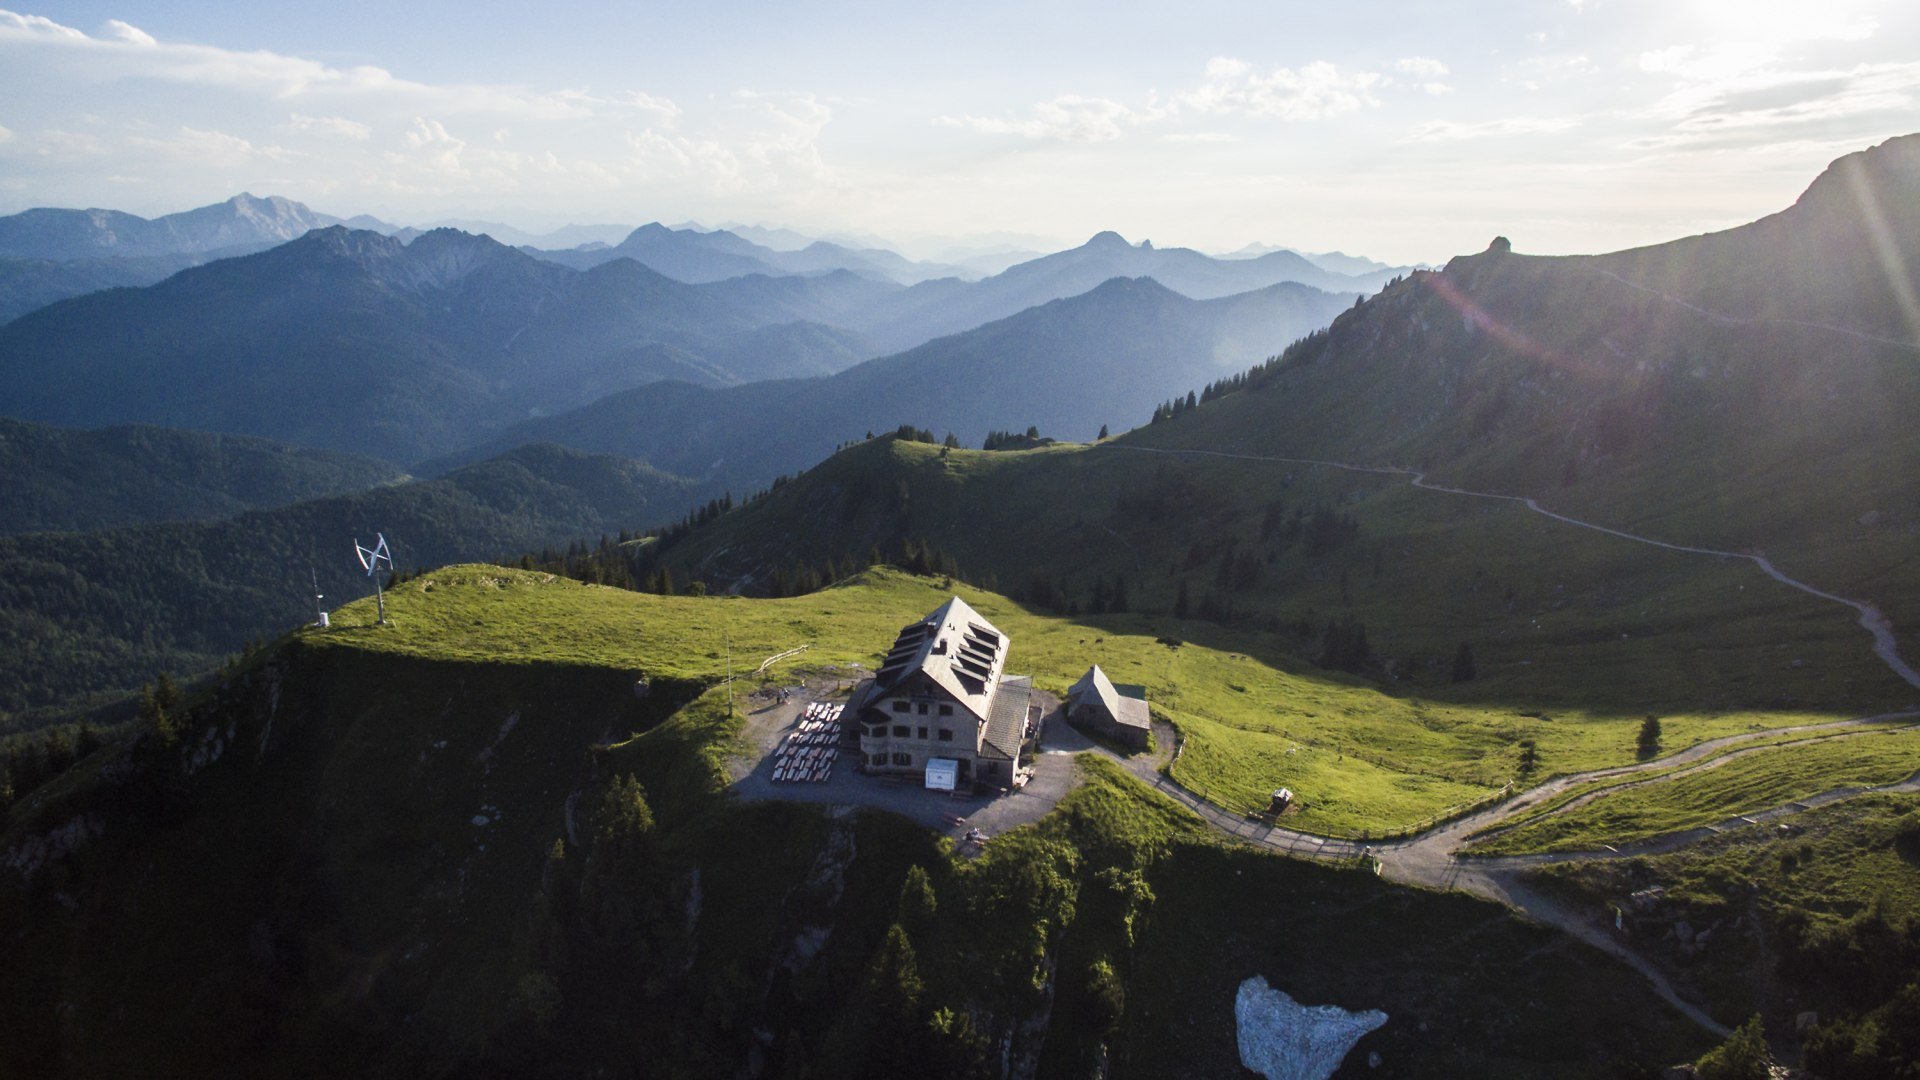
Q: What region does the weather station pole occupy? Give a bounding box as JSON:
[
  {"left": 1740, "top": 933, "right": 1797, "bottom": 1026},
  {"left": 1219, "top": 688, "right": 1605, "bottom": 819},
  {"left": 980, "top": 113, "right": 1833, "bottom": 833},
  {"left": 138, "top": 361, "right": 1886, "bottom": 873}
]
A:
[{"left": 311, "top": 567, "right": 329, "bottom": 629}]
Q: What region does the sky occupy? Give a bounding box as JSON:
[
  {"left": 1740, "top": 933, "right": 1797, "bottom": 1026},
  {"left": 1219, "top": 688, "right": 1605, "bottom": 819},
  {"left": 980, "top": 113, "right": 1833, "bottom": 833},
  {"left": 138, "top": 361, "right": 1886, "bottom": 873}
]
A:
[{"left": 0, "top": 0, "right": 1916, "bottom": 264}]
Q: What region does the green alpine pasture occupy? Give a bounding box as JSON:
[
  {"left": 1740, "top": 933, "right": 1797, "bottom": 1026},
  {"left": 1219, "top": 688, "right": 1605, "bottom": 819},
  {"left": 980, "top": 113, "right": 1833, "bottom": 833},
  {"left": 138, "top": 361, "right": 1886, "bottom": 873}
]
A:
[
  {"left": 314, "top": 562, "right": 1885, "bottom": 838},
  {"left": 1471, "top": 726, "right": 1920, "bottom": 854},
  {"left": 1469, "top": 719, "right": 1920, "bottom": 841}
]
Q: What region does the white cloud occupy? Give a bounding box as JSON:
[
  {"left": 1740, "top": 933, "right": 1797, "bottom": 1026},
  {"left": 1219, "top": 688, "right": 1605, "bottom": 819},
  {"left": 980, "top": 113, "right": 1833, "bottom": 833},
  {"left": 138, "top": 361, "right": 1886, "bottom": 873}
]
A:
[
  {"left": 0, "top": 121, "right": 11, "bottom": 143},
  {"left": 397, "top": 117, "right": 468, "bottom": 179},
  {"left": 0, "top": 10, "right": 83, "bottom": 41},
  {"left": 1180, "top": 57, "right": 1382, "bottom": 121},
  {"left": 130, "top": 125, "right": 288, "bottom": 167},
  {"left": 940, "top": 94, "right": 1159, "bottom": 142},
  {"left": 286, "top": 113, "right": 371, "bottom": 139},
  {"left": 1161, "top": 131, "right": 1237, "bottom": 144},
  {"left": 557, "top": 88, "right": 682, "bottom": 124},
  {"left": 1403, "top": 116, "right": 1580, "bottom": 142},
  {"left": 0, "top": 9, "right": 624, "bottom": 118},
  {"left": 102, "top": 19, "right": 154, "bottom": 47},
  {"left": 947, "top": 56, "right": 1393, "bottom": 143},
  {"left": 623, "top": 91, "right": 837, "bottom": 193},
  {"left": 1653, "top": 62, "right": 1920, "bottom": 137},
  {"left": 1394, "top": 57, "right": 1449, "bottom": 78},
  {"left": 32, "top": 128, "right": 107, "bottom": 156},
  {"left": 1633, "top": 0, "right": 1918, "bottom": 153}
]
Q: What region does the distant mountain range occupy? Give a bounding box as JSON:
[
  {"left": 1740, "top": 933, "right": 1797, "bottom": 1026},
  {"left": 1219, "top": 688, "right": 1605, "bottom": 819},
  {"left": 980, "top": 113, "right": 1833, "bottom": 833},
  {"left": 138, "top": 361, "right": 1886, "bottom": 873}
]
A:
[
  {"left": 847, "top": 231, "right": 1396, "bottom": 353},
  {"left": 0, "top": 193, "right": 400, "bottom": 261},
  {"left": 0, "top": 418, "right": 406, "bottom": 535},
  {"left": 0, "top": 227, "right": 897, "bottom": 461},
  {"left": 0, "top": 219, "right": 1372, "bottom": 463},
  {"left": 0, "top": 194, "right": 408, "bottom": 323},
  {"left": 430, "top": 275, "right": 1357, "bottom": 494},
  {"left": 526, "top": 221, "right": 972, "bottom": 285},
  {"left": 1220, "top": 243, "right": 1413, "bottom": 277}
]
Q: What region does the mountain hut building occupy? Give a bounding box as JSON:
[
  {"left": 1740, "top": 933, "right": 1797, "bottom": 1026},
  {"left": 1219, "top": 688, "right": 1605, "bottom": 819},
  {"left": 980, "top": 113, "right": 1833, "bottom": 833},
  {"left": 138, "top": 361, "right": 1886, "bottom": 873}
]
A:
[
  {"left": 848, "top": 597, "right": 1034, "bottom": 789},
  {"left": 1065, "top": 664, "right": 1151, "bottom": 749}
]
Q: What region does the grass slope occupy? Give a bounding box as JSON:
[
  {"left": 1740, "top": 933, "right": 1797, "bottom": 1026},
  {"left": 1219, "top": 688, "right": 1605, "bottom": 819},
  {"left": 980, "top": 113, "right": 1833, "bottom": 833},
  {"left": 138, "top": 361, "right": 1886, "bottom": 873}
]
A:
[
  {"left": 650, "top": 437, "right": 1911, "bottom": 829},
  {"left": 324, "top": 564, "right": 1512, "bottom": 835},
  {"left": 1473, "top": 726, "right": 1920, "bottom": 853}
]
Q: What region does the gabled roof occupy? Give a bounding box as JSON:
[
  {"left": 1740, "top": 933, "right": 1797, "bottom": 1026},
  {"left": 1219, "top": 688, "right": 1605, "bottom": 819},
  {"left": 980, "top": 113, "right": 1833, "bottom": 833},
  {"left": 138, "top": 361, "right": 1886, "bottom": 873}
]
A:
[
  {"left": 980, "top": 676, "right": 1032, "bottom": 761},
  {"left": 1069, "top": 664, "right": 1151, "bottom": 731},
  {"left": 870, "top": 596, "right": 1009, "bottom": 723}
]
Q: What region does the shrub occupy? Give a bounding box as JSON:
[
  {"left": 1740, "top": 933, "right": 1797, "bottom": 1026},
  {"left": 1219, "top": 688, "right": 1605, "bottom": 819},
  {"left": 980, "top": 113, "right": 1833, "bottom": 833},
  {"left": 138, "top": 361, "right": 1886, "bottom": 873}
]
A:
[{"left": 1694, "top": 1015, "right": 1770, "bottom": 1080}]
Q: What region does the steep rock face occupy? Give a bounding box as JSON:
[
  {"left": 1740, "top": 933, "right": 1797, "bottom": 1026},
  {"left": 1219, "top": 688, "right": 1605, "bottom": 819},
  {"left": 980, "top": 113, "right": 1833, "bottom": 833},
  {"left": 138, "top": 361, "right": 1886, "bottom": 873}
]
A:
[{"left": 1235, "top": 976, "right": 1388, "bottom": 1080}]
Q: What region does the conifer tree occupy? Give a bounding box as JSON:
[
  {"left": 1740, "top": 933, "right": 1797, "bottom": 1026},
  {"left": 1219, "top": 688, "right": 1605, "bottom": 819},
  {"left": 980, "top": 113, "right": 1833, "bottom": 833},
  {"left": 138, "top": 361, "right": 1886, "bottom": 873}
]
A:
[
  {"left": 1451, "top": 642, "right": 1476, "bottom": 683},
  {"left": 139, "top": 678, "right": 182, "bottom": 748},
  {"left": 1637, "top": 715, "right": 1663, "bottom": 760}
]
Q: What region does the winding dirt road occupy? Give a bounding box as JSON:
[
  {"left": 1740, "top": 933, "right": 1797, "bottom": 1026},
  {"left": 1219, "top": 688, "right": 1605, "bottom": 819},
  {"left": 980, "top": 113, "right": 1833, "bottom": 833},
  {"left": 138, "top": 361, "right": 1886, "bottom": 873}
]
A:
[
  {"left": 1089, "top": 440, "right": 1920, "bottom": 1032},
  {"left": 1105, "top": 443, "right": 1920, "bottom": 691}
]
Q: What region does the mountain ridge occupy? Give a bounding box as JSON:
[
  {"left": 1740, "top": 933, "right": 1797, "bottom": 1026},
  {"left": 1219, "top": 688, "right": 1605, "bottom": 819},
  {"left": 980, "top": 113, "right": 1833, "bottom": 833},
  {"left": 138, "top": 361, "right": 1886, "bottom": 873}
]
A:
[
  {"left": 427, "top": 274, "right": 1357, "bottom": 492},
  {"left": 0, "top": 417, "right": 406, "bottom": 535}
]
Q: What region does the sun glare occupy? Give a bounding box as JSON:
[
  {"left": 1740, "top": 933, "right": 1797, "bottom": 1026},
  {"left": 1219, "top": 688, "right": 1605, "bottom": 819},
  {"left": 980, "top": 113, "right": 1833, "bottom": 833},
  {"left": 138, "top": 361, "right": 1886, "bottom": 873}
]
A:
[{"left": 1684, "top": 0, "right": 1880, "bottom": 42}]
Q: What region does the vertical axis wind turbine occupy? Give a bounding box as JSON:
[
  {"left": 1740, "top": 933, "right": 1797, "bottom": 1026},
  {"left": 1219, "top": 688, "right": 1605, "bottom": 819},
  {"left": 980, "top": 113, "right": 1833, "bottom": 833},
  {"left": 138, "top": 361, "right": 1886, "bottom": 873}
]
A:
[{"left": 355, "top": 533, "right": 394, "bottom": 625}]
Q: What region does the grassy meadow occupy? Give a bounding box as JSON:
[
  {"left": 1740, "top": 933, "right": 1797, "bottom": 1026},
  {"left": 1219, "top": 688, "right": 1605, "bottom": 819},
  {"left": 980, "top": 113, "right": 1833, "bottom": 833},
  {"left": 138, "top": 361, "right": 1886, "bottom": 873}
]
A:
[
  {"left": 309, "top": 561, "right": 1902, "bottom": 839},
  {"left": 1472, "top": 726, "right": 1920, "bottom": 854}
]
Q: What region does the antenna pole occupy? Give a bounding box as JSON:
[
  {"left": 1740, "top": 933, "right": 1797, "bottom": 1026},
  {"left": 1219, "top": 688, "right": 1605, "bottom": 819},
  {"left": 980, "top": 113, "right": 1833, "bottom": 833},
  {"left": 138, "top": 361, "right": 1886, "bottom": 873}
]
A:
[{"left": 726, "top": 629, "right": 734, "bottom": 718}]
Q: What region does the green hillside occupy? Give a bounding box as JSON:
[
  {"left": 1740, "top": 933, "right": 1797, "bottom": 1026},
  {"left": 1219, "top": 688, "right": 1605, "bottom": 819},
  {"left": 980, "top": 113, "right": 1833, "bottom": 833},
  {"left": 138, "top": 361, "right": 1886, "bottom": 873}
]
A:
[
  {"left": 0, "top": 445, "right": 691, "bottom": 722},
  {"left": 1124, "top": 137, "right": 1920, "bottom": 638},
  {"left": 0, "top": 417, "right": 406, "bottom": 535},
  {"left": 0, "top": 566, "right": 1708, "bottom": 1077},
  {"left": 639, "top": 438, "right": 1912, "bottom": 837}
]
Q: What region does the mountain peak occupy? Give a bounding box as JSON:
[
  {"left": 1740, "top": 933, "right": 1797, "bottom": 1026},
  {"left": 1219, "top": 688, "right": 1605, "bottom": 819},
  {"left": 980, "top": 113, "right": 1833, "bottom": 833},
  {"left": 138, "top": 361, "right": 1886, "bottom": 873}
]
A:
[
  {"left": 281, "top": 225, "right": 406, "bottom": 262},
  {"left": 1791, "top": 132, "right": 1920, "bottom": 229},
  {"left": 1085, "top": 230, "right": 1131, "bottom": 249},
  {"left": 1082, "top": 275, "right": 1180, "bottom": 303}
]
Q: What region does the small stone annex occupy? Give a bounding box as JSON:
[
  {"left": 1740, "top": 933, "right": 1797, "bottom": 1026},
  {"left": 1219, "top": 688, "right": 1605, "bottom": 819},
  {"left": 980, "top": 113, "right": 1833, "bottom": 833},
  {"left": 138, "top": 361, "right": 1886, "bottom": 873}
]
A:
[
  {"left": 1065, "top": 663, "right": 1151, "bottom": 749},
  {"left": 847, "top": 596, "right": 1034, "bottom": 789}
]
